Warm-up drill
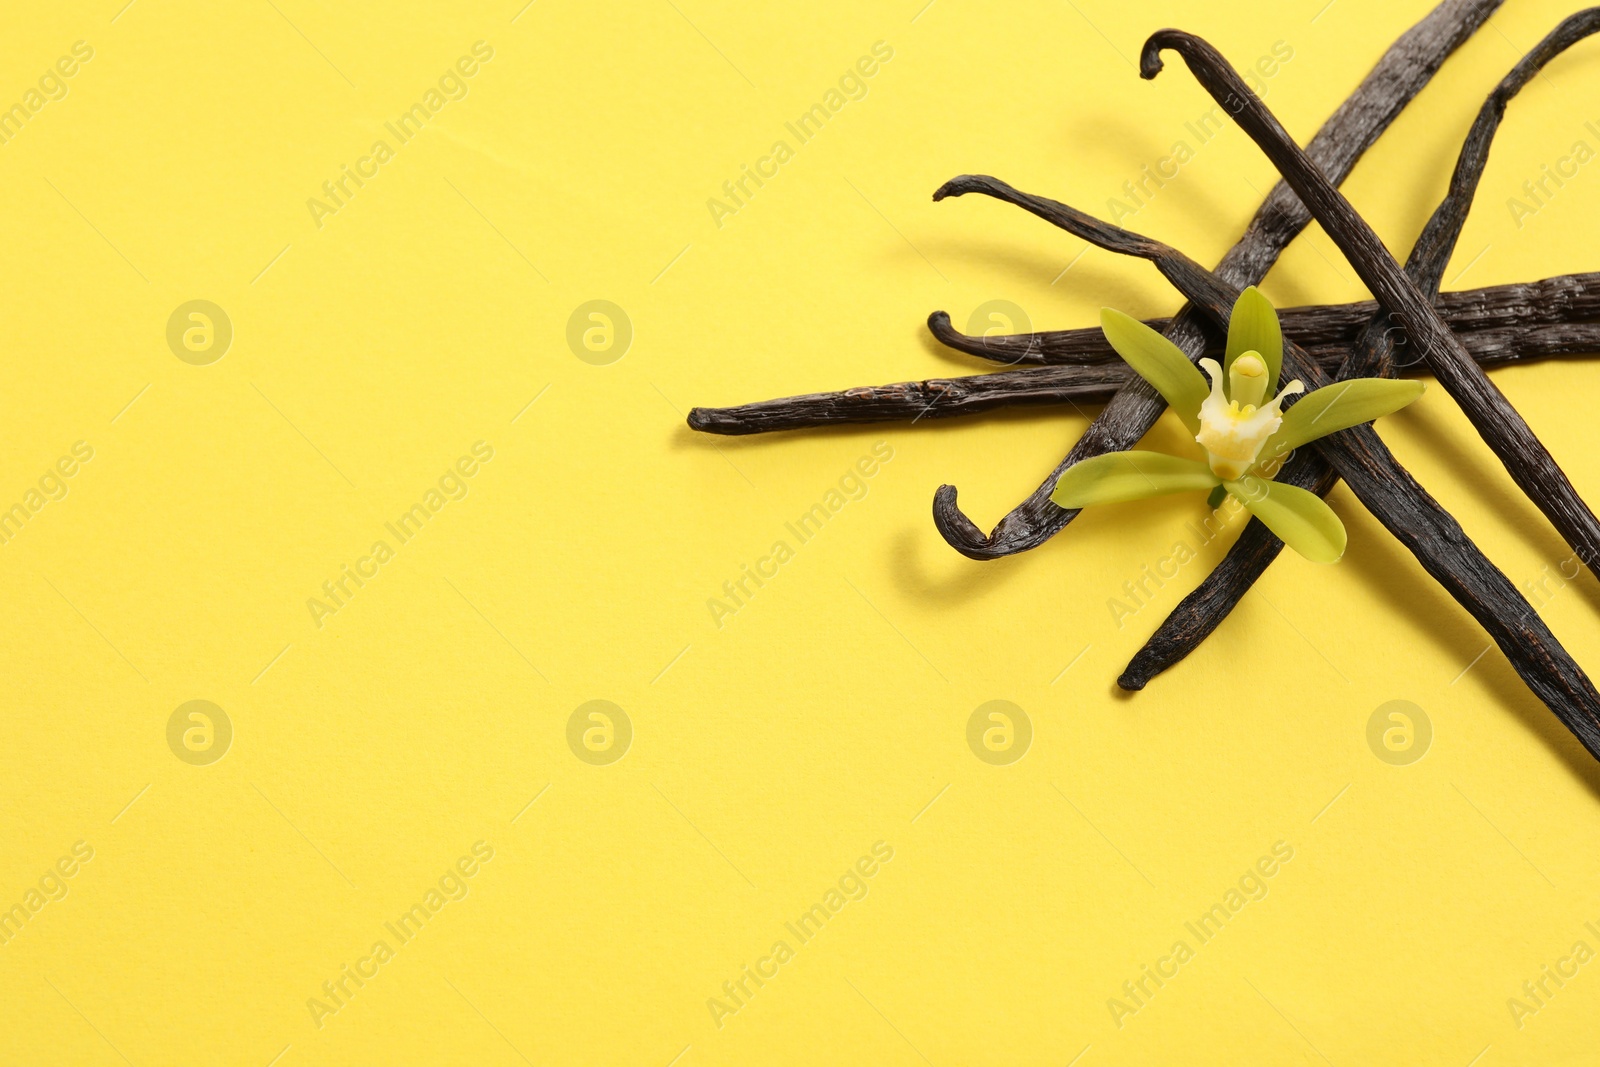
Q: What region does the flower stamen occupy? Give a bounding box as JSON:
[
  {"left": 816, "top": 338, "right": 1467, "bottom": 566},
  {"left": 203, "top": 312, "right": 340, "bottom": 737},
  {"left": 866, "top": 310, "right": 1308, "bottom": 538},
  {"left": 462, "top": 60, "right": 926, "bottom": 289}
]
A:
[{"left": 1228, "top": 352, "right": 1269, "bottom": 410}]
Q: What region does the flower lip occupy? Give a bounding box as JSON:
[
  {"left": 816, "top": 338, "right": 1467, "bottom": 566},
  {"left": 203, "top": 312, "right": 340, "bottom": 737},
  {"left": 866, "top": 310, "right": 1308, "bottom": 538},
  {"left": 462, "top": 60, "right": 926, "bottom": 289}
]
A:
[{"left": 1195, "top": 357, "right": 1304, "bottom": 480}]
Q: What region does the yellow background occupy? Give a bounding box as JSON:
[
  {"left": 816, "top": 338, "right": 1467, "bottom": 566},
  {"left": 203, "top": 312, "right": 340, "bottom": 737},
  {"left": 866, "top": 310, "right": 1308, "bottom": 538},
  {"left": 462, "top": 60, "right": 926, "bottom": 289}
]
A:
[{"left": 5, "top": 0, "right": 1600, "bottom": 1062}]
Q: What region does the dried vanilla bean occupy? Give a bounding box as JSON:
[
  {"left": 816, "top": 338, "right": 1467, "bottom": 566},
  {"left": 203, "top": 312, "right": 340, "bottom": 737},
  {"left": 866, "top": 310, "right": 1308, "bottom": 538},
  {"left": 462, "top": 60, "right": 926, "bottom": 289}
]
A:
[
  {"left": 688, "top": 322, "right": 1600, "bottom": 434},
  {"left": 925, "top": 0, "right": 1503, "bottom": 559},
  {"left": 927, "top": 271, "right": 1600, "bottom": 367},
  {"left": 694, "top": 265, "right": 1600, "bottom": 434},
  {"left": 687, "top": 364, "right": 1114, "bottom": 434},
  {"left": 1144, "top": 26, "right": 1600, "bottom": 589},
  {"left": 1125, "top": 9, "right": 1600, "bottom": 689},
  {"left": 932, "top": 174, "right": 1600, "bottom": 759}
]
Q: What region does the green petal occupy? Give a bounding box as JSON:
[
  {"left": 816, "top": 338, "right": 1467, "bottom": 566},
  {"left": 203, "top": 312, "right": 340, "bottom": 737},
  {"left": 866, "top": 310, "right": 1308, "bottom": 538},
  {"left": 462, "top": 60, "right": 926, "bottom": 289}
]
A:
[
  {"left": 1100, "top": 309, "right": 1208, "bottom": 434},
  {"left": 1225, "top": 286, "right": 1283, "bottom": 392},
  {"left": 1052, "top": 451, "right": 1218, "bottom": 508},
  {"left": 1225, "top": 477, "right": 1347, "bottom": 563},
  {"left": 1265, "top": 377, "right": 1425, "bottom": 457}
]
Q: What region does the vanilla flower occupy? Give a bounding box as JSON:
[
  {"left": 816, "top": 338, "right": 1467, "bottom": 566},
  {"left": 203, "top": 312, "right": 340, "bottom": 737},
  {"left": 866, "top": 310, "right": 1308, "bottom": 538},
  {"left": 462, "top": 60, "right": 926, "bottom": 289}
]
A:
[{"left": 1051, "top": 287, "right": 1424, "bottom": 563}]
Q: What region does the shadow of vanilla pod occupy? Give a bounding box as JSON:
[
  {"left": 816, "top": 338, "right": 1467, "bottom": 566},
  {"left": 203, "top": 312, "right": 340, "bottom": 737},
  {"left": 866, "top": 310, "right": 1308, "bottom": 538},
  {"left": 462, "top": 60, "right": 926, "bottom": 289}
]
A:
[{"left": 1050, "top": 287, "right": 1422, "bottom": 563}]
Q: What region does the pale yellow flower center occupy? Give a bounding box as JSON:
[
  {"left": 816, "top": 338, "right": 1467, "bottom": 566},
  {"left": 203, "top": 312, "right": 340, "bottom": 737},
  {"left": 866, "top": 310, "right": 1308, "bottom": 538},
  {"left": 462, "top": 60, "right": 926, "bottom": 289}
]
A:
[{"left": 1195, "top": 353, "right": 1303, "bottom": 480}]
